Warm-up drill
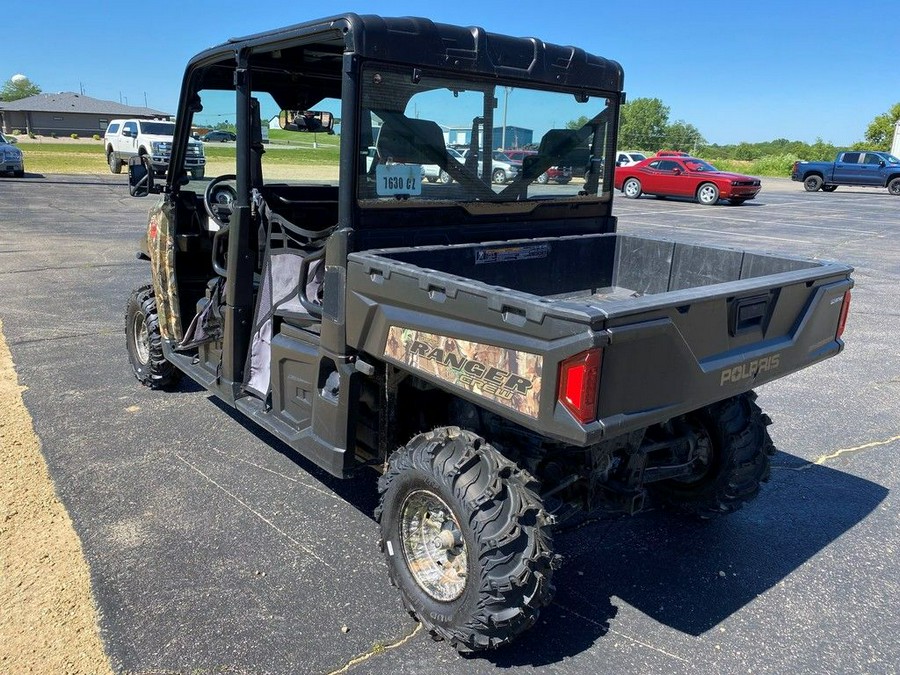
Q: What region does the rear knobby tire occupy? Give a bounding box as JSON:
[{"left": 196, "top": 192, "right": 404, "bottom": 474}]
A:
[
  {"left": 126, "top": 284, "right": 181, "bottom": 389},
  {"left": 377, "top": 427, "right": 557, "bottom": 652},
  {"left": 649, "top": 392, "right": 776, "bottom": 519}
]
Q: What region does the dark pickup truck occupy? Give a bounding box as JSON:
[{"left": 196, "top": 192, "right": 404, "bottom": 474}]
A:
[
  {"left": 792, "top": 150, "right": 900, "bottom": 194},
  {"left": 123, "top": 13, "right": 854, "bottom": 653}
]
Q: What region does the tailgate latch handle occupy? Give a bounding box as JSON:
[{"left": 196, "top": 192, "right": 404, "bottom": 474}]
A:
[{"left": 730, "top": 294, "right": 771, "bottom": 336}]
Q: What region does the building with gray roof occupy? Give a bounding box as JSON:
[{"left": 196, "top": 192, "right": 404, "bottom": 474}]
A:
[{"left": 0, "top": 92, "right": 170, "bottom": 137}]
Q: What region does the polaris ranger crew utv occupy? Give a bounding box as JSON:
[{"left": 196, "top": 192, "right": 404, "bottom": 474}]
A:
[{"left": 125, "top": 14, "right": 853, "bottom": 652}]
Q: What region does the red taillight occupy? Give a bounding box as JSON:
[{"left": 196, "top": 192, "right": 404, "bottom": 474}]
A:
[
  {"left": 558, "top": 348, "right": 602, "bottom": 424},
  {"left": 836, "top": 290, "right": 851, "bottom": 339}
]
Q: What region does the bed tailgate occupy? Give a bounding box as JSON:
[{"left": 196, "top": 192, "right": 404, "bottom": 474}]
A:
[{"left": 594, "top": 265, "right": 853, "bottom": 438}]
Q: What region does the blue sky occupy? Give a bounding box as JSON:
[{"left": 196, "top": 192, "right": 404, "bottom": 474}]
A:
[{"left": 6, "top": 1, "right": 897, "bottom": 146}]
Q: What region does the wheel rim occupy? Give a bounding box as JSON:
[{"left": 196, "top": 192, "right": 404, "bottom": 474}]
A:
[
  {"left": 400, "top": 489, "right": 467, "bottom": 602},
  {"left": 699, "top": 185, "right": 717, "bottom": 203},
  {"left": 624, "top": 180, "right": 639, "bottom": 197},
  {"left": 131, "top": 311, "right": 150, "bottom": 364},
  {"left": 492, "top": 169, "right": 505, "bottom": 183},
  {"left": 805, "top": 178, "right": 820, "bottom": 191},
  {"left": 890, "top": 181, "right": 900, "bottom": 195}
]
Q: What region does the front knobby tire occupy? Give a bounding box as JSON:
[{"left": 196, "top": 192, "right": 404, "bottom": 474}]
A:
[
  {"left": 125, "top": 284, "right": 181, "bottom": 389},
  {"left": 377, "top": 427, "right": 557, "bottom": 652},
  {"left": 649, "top": 392, "right": 776, "bottom": 519}
]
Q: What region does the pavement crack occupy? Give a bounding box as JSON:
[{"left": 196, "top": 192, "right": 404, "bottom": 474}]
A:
[
  {"left": 326, "top": 623, "right": 422, "bottom": 675},
  {"left": 553, "top": 601, "right": 689, "bottom": 663},
  {"left": 207, "top": 446, "right": 348, "bottom": 503},
  {"left": 813, "top": 434, "right": 900, "bottom": 465},
  {"left": 9, "top": 329, "right": 119, "bottom": 346},
  {"left": 0, "top": 261, "right": 138, "bottom": 276},
  {"left": 773, "top": 433, "right": 900, "bottom": 471},
  {"left": 174, "top": 453, "right": 336, "bottom": 570}
]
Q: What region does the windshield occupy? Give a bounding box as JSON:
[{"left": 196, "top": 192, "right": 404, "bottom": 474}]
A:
[
  {"left": 0, "top": 132, "right": 9, "bottom": 144},
  {"left": 357, "top": 64, "right": 616, "bottom": 207},
  {"left": 886, "top": 154, "right": 900, "bottom": 164},
  {"left": 140, "top": 121, "right": 176, "bottom": 135},
  {"left": 683, "top": 159, "right": 717, "bottom": 172}
]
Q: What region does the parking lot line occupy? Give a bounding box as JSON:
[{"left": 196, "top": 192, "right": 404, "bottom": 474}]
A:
[{"left": 621, "top": 220, "right": 810, "bottom": 244}]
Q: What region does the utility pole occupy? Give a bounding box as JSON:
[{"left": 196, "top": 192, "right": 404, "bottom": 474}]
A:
[{"left": 501, "top": 87, "right": 511, "bottom": 150}]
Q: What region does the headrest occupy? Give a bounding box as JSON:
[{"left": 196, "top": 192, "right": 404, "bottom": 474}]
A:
[
  {"left": 538, "top": 129, "right": 582, "bottom": 163},
  {"left": 376, "top": 118, "right": 447, "bottom": 165}
]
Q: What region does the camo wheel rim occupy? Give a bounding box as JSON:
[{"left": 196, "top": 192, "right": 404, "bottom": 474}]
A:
[
  {"left": 399, "top": 490, "right": 467, "bottom": 602},
  {"left": 131, "top": 311, "right": 150, "bottom": 364}
]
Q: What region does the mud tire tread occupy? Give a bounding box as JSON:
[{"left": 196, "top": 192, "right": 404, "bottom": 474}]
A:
[
  {"left": 650, "top": 392, "right": 776, "bottom": 519},
  {"left": 376, "top": 427, "right": 557, "bottom": 652},
  {"left": 125, "top": 284, "right": 181, "bottom": 390}
]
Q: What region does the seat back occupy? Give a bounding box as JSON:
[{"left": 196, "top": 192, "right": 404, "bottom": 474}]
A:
[{"left": 376, "top": 117, "right": 447, "bottom": 166}]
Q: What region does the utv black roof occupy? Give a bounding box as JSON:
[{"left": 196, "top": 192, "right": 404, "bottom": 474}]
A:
[{"left": 185, "top": 13, "right": 624, "bottom": 97}]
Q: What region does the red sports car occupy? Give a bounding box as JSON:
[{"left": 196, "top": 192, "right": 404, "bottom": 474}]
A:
[{"left": 614, "top": 156, "right": 762, "bottom": 205}]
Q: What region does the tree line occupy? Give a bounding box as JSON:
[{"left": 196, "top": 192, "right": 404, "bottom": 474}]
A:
[
  {"left": 569, "top": 97, "right": 899, "bottom": 160},
  {"left": 4, "top": 75, "right": 897, "bottom": 159}
]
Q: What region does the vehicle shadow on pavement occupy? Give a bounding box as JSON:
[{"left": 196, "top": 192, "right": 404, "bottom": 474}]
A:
[
  {"left": 485, "top": 450, "right": 887, "bottom": 667},
  {"left": 207, "top": 396, "right": 381, "bottom": 515}
]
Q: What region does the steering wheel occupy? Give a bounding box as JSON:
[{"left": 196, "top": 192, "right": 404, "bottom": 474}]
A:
[{"left": 204, "top": 174, "right": 237, "bottom": 227}]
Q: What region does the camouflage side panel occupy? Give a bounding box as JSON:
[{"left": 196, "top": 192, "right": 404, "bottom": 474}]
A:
[
  {"left": 384, "top": 327, "right": 543, "bottom": 419},
  {"left": 147, "top": 199, "right": 183, "bottom": 342}
]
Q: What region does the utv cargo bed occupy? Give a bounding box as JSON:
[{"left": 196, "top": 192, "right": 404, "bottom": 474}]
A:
[{"left": 348, "top": 232, "right": 853, "bottom": 443}]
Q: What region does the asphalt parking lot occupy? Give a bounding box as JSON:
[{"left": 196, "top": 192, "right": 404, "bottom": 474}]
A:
[{"left": 1, "top": 174, "right": 898, "bottom": 674}]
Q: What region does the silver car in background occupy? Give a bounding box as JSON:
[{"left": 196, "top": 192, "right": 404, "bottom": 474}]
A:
[{"left": 0, "top": 132, "right": 24, "bottom": 177}]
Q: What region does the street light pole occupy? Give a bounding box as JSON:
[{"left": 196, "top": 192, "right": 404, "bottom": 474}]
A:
[{"left": 501, "top": 87, "right": 511, "bottom": 150}]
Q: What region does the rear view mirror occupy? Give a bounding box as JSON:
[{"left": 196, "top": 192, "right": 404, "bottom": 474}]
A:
[
  {"left": 279, "top": 110, "right": 335, "bottom": 134},
  {"left": 128, "top": 155, "right": 155, "bottom": 197}
]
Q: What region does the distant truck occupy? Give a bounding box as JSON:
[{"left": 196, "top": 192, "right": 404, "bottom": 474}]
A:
[
  {"left": 791, "top": 150, "right": 900, "bottom": 195},
  {"left": 104, "top": 118, "right": 206, "bottom": 179}
]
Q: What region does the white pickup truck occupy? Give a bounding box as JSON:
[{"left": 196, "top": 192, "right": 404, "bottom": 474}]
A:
[{"left": 104, "top": 118, "right": 206, "bottom": 178}]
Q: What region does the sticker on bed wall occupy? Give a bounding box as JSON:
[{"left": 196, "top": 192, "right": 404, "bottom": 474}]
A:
[
  {"left": 475, "top": 243, "right": 551, "bottom": 264},
  {"left": 375, "top": 164, "right": 422, "bottom": 196},
  {"left": 384, "top": 326, "right": 543, "bottom": 418}
]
